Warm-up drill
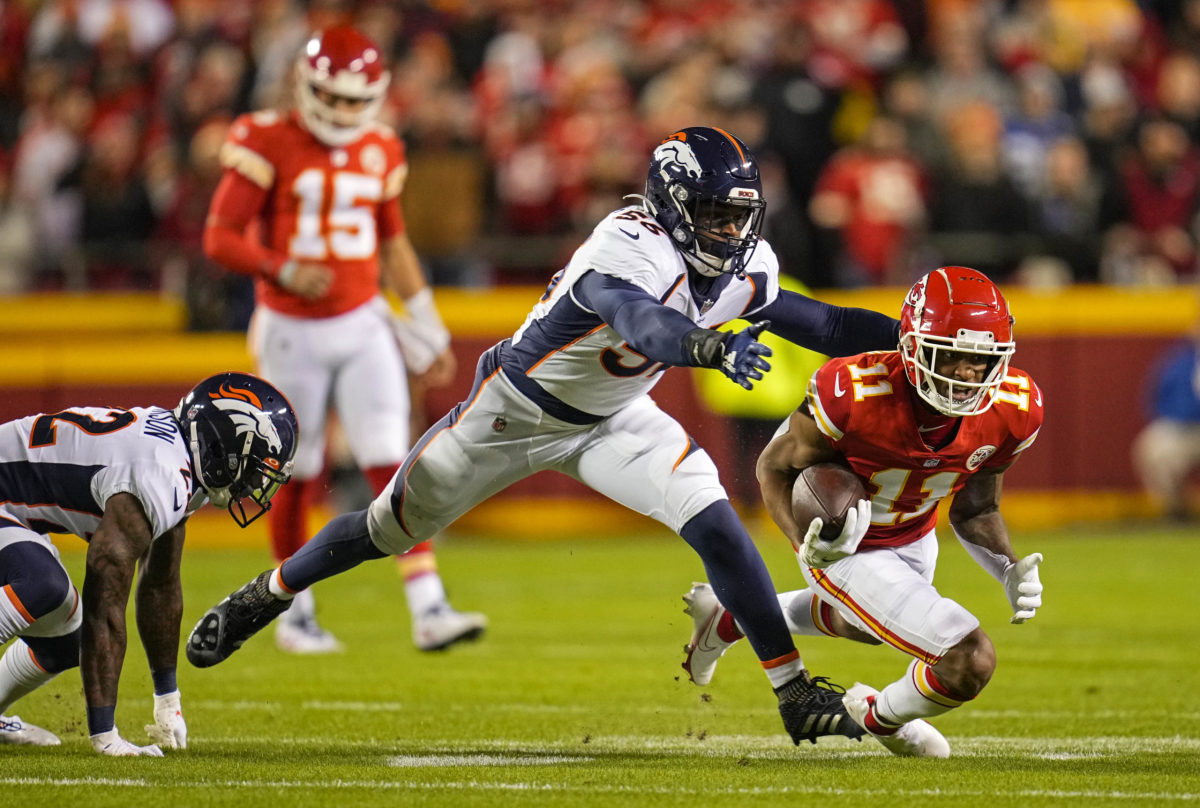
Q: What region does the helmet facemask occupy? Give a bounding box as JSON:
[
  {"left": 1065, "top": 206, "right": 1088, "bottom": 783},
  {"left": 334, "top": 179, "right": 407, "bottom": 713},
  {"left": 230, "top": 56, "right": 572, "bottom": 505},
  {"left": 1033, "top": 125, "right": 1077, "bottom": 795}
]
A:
[
  {"left": 675, "top": 187, "right": 765, "bottom": 277},
  {"left": 901, "top": 329, "right": 1014, "bottom": 416}
]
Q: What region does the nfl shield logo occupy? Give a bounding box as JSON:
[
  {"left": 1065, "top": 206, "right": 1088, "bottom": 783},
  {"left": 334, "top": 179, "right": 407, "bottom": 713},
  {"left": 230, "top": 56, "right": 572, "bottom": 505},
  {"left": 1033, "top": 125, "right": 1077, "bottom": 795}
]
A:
[
  {"left": 492, "top": 416, "right": 507, "bottom": 432},
  {"left": 700, "top": 299, "right": 714, "bottom": 316}
]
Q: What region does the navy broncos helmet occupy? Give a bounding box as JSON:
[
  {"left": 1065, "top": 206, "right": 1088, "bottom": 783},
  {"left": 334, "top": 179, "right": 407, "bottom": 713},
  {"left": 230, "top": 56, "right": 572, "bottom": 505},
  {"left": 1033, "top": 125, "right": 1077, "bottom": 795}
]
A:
[
  {"left": 644, "top": 126, "right": 766, "bottom": 277},
  {"left": 173, "top": 372, "right": 298, "bottom": 527}
]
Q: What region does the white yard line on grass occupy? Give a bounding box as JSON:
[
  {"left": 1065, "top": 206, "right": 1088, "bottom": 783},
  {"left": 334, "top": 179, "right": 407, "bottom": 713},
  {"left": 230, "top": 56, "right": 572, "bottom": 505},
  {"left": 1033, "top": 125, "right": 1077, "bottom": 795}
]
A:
[{"left": 1, "top": 777, "right": 1197, "bottom": 801}]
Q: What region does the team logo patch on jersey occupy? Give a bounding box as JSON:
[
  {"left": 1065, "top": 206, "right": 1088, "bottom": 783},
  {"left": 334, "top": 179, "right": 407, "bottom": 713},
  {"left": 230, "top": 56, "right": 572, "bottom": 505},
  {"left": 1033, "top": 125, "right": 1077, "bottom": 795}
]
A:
[
  {"left": 966, "top": 444, "right": 997, "bottom": 470},
  {"left": 360, "top": 143, "right": 386, "bottom": 176}
]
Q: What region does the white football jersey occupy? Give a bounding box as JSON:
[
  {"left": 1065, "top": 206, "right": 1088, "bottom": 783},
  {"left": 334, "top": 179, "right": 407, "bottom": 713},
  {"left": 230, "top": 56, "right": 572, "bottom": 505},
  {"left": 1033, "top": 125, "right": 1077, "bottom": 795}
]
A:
[
  {"left": 505, "top": 205, "right": 782, "bottom": 417},
  {"left": 0, "top": 406, "right": 201, "bottom": 541}
]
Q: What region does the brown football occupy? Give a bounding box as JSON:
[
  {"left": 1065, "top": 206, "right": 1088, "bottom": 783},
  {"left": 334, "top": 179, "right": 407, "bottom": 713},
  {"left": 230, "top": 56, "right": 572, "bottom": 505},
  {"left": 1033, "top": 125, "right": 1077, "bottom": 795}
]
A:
[{"left": 791, "top": 463, "right": 868, "bottom": 541}]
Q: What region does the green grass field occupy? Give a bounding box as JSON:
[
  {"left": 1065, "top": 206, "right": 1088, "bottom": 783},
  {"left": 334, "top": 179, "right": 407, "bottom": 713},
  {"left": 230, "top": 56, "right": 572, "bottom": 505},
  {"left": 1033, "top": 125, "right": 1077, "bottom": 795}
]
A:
[{"left": 2, "top": 521, "right": 1198, "bottom": 807}]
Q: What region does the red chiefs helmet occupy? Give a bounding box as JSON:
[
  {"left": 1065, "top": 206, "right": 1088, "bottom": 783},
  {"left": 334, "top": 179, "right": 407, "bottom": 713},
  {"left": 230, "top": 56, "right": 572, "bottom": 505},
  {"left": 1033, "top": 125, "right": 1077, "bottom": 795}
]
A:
[
  {"left": 899, "top": 267, "right": 1015, "bottom": 416},
  {"left": 295, "top": 26, "right": 390, "bottom": 147}
]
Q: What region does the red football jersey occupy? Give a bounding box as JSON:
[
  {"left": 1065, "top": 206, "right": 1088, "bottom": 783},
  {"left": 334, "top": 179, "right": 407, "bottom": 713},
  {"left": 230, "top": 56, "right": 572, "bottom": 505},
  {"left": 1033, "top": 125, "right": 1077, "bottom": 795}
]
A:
[
  {"left": 806, "top": 351, "right": 1043, "bottom": 548},
  {"left": 214, "top": 110, "right": 408, "bottom": 318}
]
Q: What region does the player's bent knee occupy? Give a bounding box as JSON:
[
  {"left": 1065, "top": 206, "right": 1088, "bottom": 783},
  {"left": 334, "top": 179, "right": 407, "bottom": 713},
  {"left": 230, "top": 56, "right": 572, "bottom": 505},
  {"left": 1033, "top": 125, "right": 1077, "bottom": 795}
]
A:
[
  {"left": 24, "top": 628, "right": 82, "bottom": 673},
  {"left": 935, "top": 628, "right": 996, "bottom": 699},
  {"left": 366, "top": 494, "right": 423, "bottom": 555},
  {"left": 0, "top": 541, "right": 72, "bottom": 618}
]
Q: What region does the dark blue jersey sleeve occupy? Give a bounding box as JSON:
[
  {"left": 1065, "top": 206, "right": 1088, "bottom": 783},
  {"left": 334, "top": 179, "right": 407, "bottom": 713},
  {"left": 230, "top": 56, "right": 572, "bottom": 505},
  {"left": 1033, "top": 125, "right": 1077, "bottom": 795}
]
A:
[
  {"left": 755, "top": 289, "right": 900, "bottom": 357},
  {"left": 574, "top": 270, "right": 696, "bottom": 366}
]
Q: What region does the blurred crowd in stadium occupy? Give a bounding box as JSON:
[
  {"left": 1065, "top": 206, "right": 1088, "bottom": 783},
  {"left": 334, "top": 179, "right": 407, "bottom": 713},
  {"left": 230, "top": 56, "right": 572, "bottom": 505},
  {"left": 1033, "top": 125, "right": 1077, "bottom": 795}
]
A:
[{"left": 1, "top": 0, "right": 1199, "bottom": 326}]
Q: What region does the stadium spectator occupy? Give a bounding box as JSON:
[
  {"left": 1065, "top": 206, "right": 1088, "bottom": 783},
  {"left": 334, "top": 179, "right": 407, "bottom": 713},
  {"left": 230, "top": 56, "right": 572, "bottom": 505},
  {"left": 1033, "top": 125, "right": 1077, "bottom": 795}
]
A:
[
  {"left": 186, "top": 126, "right": 902, "bottom": 748},
  {"left": 682, "top": 266, "right": 1044, "bottom": 758},
  {"left": 926, "top": 100, "right": 1034, "bottom": 282},
  {"left": 0, "top": 372, "right": 297, "bottom": 754},
  {"left": 809, "top": 113, "right": 927, "bottom": 287},
  {"left": 1132, "top": 326, "right": 1200, "bottom": 521},
  {"left": 1104, "top": 116, "right": 1200, "bottom": 284},
  {"left": 201, "top": 25, "right": 486, "bottom": 655}
]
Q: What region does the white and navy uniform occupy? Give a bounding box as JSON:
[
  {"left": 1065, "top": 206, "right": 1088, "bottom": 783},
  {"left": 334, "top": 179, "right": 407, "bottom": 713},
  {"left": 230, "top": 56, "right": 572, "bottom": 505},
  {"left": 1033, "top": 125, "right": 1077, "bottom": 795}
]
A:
[
  {"left": 364, "top": 207, "right": 781, "bottom": 548},
  {"left": 0, "top": 407, "right": 202, "bottom": 638}
]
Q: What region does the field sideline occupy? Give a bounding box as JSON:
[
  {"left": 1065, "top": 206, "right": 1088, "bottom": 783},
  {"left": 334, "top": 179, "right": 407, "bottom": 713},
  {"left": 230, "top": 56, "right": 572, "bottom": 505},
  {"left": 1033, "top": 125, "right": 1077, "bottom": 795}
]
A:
[{"left": 3, "top": 522, "right": 1197, "bottom": 807}]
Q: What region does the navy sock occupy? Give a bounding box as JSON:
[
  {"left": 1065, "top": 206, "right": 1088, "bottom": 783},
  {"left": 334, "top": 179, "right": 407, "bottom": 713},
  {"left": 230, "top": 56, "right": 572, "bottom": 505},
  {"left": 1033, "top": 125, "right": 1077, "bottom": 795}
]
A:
[
  {"left": 680, "top": 500, "right": 796, "bottom": 663},
  {"left": 279, "top": 510, "right": 386, "bottom": 591}
]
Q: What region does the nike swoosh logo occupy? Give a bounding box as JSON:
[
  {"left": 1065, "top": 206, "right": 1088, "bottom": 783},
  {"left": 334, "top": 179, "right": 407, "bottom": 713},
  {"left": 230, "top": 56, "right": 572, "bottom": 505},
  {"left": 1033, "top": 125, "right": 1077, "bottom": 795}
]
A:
[
  {"left": 918, "top": 425, "right": 940, "bottom": 432},
  {"left": 1034, "top": 389, "right": 1042, "bottom": 407},
  {"left": 173, "top": 489, "right": 183, "bottom": 511},
  {"left": 833, "top": 374, "right": 846, "bottom": 397},
  {"left": 618, "top": 228, "right": 640, "bottom": 240}
]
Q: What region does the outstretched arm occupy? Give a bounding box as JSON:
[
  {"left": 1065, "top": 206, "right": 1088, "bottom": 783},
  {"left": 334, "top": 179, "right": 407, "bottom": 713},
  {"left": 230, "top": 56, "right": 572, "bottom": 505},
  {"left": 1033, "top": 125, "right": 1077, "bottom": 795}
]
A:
[
  {"left": 136, "top": 520, "right": 188, "bottom": 749},
  {"left": 756, "top": 290, "right": 899, "bottom": 357}
]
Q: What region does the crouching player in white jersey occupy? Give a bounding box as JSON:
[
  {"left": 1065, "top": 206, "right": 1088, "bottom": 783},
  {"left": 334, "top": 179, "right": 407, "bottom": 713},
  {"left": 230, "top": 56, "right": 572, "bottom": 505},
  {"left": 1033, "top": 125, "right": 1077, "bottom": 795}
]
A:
[
  {"left": 680, "top": 267, "right": 1045, "bottom": 756},
  {"left": 187, "top": 127, "right": 901, "bottom": 745},
  {"left": 0, "top": 372, "right": 297, "bottom": 754}
]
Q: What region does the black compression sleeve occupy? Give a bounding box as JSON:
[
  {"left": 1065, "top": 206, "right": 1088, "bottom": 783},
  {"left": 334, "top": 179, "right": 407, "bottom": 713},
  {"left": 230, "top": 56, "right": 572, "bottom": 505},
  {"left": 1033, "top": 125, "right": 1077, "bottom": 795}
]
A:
[{"left": 756, "top": 289, "right": 900, "bottom": 357}]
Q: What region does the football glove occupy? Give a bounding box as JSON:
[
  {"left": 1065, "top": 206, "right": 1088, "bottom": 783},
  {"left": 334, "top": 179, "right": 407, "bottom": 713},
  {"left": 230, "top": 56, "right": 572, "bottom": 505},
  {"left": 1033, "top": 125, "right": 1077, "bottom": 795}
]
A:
[
  {"left": 685, "top": 320, "right": 773, "bottom": 390},
  {"left": 1002, "top": 552, "right": 1043, "bottom": 624},
  {"left": 389, "top": 288, "right": 451, "bottom": 375},
  {"left": 90, "top": 727, "right": 164, "bottom": 757},
  {"left": 144, "top": 690, "right": 187, "bottom": 749},
  {"left": 799, "top": 499, "right": 870, "bottom": 568}
]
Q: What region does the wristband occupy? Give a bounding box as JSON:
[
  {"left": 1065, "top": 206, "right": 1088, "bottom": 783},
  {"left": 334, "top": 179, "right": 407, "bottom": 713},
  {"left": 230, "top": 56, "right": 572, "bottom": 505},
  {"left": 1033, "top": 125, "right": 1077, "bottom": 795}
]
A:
[
  {"left": 87, "top": 704, "right": 117, "bottom": 736},
  {"left": 402, "top": 287, "right": 450, "bottom": 353},
  {"left": 151, "top": 666, "right": 178, "bottom": 696}
]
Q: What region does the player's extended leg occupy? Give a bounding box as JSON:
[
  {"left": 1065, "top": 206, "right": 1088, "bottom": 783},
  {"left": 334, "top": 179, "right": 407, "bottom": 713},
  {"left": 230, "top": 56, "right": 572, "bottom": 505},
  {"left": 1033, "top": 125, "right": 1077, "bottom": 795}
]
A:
[
  {"left": 188, "top": 347, "right": 526, "bottom": 668},
  {"left": 363, "top": 466, "right": 486, "bottom": 652},
  {"left": 0, "top": 539, "right": 83, "bottom": 746},
  {"left": 801, "top": 533, "right": 975, "bottom": 757},
  {"left": 567, "top": 397, "right": 862, "bottom": 744},
  {"left": 338, "top": 309, "right": 487, "bottom": 652}
]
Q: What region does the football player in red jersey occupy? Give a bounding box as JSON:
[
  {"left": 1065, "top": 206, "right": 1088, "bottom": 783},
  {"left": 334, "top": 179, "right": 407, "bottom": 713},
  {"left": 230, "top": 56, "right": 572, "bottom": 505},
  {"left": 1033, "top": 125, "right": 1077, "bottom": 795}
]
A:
[
  {"left": 682, "top": 267, "right": 1044, "bottom": 757},
  {"left": 202, "top": 26, "right": 485, "bottom": 654}
]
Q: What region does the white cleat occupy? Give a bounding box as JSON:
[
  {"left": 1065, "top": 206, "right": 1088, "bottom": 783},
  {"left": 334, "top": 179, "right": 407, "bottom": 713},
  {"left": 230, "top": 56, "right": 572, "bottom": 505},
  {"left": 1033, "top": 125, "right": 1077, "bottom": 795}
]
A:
[
  {"left": 413, "top": 603, "right": 487, "bottom": 652},
  {"left": 682, "top": 582, "right": 739, "bottom": 686},
  {"left": 843, "top": 683, "right": 951, "bottom": 758},
  {"left": 0, "top": 715, "right": 60, "bottom": 746},
  {"left": 275, "top": 618, "right": 344, "bottom": 655}
]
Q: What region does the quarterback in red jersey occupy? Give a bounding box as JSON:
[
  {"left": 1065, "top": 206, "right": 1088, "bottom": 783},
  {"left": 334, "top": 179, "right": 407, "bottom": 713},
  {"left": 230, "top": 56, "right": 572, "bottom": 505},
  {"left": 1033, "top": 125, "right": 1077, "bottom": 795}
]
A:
[
  {"left": 202, "top": 25, "right": 485, "bottom": 653},
  {"left": 682, "top": 267, "right": 1044, "bottom": 757}
]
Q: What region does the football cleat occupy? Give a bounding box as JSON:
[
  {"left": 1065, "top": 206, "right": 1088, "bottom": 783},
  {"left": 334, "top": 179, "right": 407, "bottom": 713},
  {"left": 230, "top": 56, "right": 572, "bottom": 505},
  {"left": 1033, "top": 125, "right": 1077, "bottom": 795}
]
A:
[
  {"left": 0, "top": 715, "right": 60, "bottom": 746},
  {"left": 776, "top": 673, "right": 866, "bottom": 745},
  {"left": 275, "top": 617, "right": 344, "bottom": 655},
  {"left": 413, "top": 603, "right": 487, "bottom": 652},
  {"left": 187, "top": 570, "right": 291, "bottom": 667},
  {"left": 843, "top": 683, "right": 951, "bottom": 758},
  {"left": 681, "top": 582, "right": 740, "bottom": 686}
]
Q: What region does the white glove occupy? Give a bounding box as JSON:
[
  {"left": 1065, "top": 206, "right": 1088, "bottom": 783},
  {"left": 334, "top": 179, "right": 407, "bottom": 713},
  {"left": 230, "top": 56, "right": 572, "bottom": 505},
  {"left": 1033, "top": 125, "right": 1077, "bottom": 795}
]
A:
[
  {"left": 390, "top": 288, "right": 451, "bottom": 374},
  {"left": 90, "top": 727, "right": 164, "bottom": 757},
  {"left": 144, "top": 690, "right": 187, "bottom": 749},
  {"left": 1002, "top": 552, "right": 1043, "bottom": 624},
  {"left": 799, "top": 499, "right": 871, "bottom": 568}
]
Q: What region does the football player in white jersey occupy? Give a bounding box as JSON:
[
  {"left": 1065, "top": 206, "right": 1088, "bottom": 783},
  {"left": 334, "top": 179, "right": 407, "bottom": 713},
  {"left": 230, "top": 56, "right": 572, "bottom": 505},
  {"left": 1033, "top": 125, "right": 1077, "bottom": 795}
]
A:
[
  {"left": 0, "top": 372, "right": 297, "bottom": 755},
  {"left": 188, "top": 127, "right": 900, "bottom": 745}
]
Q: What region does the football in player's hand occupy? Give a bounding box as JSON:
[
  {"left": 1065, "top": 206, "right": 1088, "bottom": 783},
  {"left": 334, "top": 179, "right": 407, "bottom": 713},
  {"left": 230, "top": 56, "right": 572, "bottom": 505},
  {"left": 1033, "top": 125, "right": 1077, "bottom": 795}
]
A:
[{"left": 791, "top": 463, "right": 867, "bottom": 541}]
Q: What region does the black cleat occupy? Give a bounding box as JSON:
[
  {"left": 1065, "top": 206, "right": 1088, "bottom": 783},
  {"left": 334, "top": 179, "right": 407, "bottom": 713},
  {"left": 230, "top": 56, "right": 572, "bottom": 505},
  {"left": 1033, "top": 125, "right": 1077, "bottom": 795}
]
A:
[
  {"left": 775, "top": 673, "right": 866, "bottom": 745},
  {"left": 187, "top": 571, "right": 291, "bottom": 668}
]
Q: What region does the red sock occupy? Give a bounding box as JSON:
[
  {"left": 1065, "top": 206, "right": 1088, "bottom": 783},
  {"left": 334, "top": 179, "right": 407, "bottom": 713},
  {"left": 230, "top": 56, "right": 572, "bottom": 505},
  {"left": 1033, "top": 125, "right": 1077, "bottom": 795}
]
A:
[
  {"left": 716, "top": 610, "right": 743, "bottom": 643},
  {"left": 864, "top": 694, "right": 902, "bottom": 736},
  {"left": 267, "top": 477, "right": 314, "bottom": 561}
]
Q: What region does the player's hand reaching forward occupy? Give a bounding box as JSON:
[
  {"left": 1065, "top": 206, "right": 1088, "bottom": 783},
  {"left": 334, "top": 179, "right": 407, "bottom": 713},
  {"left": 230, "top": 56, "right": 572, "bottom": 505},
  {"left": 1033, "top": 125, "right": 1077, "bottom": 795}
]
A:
[
  {"left": 278, "top": 261, "right": 334, "bottom": 300},
  {"left": 144, "top": 690, "right": 187, "bottom": 749},
  {"left": 720, "top": 320, "right": 773, "bottom": 390},
  {"left": 1002, "top": 553, "right": 1043, "bottom": 623}
]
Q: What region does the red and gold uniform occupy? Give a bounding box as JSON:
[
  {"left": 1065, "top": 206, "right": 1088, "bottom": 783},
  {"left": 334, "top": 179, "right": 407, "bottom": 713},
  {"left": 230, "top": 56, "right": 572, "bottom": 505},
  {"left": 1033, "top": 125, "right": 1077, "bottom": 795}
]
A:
[
  {"left": 205, "top": 109, "right": 408, "bottom": 319},
  {"left": 807, "top": 351, "right": 1043, "bottom": 548}
]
